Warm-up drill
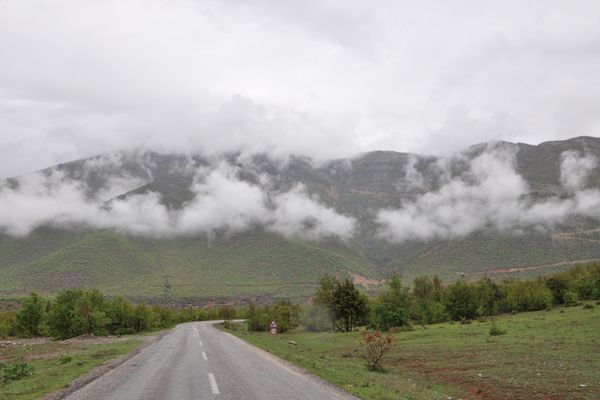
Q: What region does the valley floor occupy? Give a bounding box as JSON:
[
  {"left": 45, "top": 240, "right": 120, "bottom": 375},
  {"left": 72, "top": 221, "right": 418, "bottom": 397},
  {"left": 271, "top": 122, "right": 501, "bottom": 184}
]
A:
[{"left": 229, "top": 304, "right": 600, "bottom": 400}]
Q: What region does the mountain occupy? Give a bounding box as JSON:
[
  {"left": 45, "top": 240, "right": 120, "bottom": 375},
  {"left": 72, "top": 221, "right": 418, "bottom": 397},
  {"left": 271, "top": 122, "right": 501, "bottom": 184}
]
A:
[{"left": 2, "top": 136, "right": 600, "bottom": 302}]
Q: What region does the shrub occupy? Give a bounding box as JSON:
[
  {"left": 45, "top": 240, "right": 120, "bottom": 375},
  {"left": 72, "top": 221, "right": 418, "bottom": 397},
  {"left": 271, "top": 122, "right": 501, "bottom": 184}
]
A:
[
  {"left": 563, "top": 290, "right": 580, "bottom": 307},
  {"left": 58, "top": 355, "right": 73, "bottom": 364},
  {"left": 246, "top": 303, "right": 269, "bottom": 332},
  {"left": 2, "top": 359, "right": 34, "bottom": 382},
  {"left": 301, "top": 305, "right": 331, "bottom": 332},
  {"left": 218, "top": 306, "right": 236, "bottom": 322},
  {"left": 445, "top": 280, "right": 481, "bottom": 320},
  {"left": 582, "top": 303, "right": 595, "bottom": 309},
  {"left": 489, "top": 319, "right": 506, "bottom": 336},
  {"left": 245, "top": 301, "right": 300, "bottom": 333},
  {"left": 0, "top": 311, "right": 17, "bottom": 339},
  {"left": 361, "top": 330, "right": 396, "bottom": 371},
  {"left": 414, "top": 300, "right": 449, "bottom": 324},
  {"left": 505, "top": 280, "right": 553, "bottom": 312}
]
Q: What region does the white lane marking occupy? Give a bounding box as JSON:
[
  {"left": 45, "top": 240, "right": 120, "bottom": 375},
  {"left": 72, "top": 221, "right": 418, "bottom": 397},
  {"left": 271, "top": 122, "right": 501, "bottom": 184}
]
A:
[
  {"left": 198, "top": 341, "right": 203, "bottom": 346},
  {"left": 202, "top": 351, "right": 207, "bottom": 360},
  {"left": 208, "top": 373, "right": 220, "bottom": 395}
]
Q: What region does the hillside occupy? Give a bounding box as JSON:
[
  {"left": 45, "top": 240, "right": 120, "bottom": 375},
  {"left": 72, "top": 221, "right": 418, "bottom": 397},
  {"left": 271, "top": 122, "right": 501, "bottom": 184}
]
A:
[{"left": 2, "top": 136, "right": 600, "bottom": 300}]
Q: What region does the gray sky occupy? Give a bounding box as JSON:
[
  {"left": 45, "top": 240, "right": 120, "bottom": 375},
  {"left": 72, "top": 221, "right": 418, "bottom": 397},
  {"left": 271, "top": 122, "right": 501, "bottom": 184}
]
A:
[{"left": 1, "top": 0, "right": 600, "bottom": 177}]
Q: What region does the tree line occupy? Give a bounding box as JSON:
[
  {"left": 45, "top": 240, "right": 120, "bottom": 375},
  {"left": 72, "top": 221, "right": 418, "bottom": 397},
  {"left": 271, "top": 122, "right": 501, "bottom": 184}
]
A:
[
  {"left": 2, "top": 262, "right": 599, "bottom": 339},
  {"left": 0, "top": 288, "right": 232, "bottom": 339},
  {"left": 245, "top": 262, "right": 600, "bottom": 333}
]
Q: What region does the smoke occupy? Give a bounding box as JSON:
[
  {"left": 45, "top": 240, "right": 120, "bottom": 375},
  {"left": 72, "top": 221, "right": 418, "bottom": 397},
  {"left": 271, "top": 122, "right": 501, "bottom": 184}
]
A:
[
  {"left": 376, "top": 148, "right": 600, "bottom": 242},
  {"left": 0, "top": 162, "right": 356, "bottom": 240}
]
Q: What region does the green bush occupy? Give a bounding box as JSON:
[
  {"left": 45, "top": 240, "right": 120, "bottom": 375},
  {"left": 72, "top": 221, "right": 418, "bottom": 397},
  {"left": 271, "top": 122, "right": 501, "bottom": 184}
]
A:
[
  {"left": 47, "top": 289, "right": 111, "bottom": 339},
  {"left": 2, "top": 359, "right": 34, "bottom": 382},
  {"left": 15, "top": 292, "right": 46, "bottom": 337},
  {"left": 505, "top": 280, "right": 553, "bottom": 312},
  {"left": 445, "top": 280, "right": 481, "bottom": 320},
  {"left": 563, "top": 290, "right": 580, "bottom": 307},
  {"left": 301, "top": 305, "right": 331, "bottom": 332},
  {"left": 489, "top": 319, "right": 506, "bottom": 336},
  {"left": 58, "top": 355, "right": 73, "bottom": 364},
  {"left": 413, "top": 299, "right": 449, "bottom": 324},
  {"left": 246, "top": 301, "right": 300, "bottom": 333},
  {"left": 0, "top": 311, "right": 17, "bottom": 339},
  {"left": 373, "top": 276, "right": 411, "bottom": 330}
]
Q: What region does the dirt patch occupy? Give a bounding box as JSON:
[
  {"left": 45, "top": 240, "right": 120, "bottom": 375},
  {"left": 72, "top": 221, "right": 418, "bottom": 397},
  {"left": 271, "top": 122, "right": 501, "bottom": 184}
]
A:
[
  {"left": 405, "top": 361, "right": 566, "bottom": 400},
  {"left": 349, "top": 272, "right": 385, "bottom": 288}
]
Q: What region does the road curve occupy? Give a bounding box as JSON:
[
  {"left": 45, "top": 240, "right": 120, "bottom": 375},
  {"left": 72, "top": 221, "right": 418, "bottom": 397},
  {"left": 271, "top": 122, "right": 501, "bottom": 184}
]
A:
[{"left": 65, "top": 321, "right": 358, "bottom": 400}]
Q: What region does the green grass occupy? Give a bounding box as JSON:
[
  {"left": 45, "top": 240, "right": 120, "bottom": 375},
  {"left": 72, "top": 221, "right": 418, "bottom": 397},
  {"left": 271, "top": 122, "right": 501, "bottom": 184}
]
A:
[
  {"left": 0, "top": 338, "right": 142, "bottom": 400},
  {"left": 229, "top": 304, "right": 600, "bottom": 399}
]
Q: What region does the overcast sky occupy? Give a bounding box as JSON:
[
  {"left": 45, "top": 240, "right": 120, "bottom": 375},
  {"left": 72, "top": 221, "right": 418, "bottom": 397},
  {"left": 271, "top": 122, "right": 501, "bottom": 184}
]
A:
[{"left": 1, "top": 0, "right": 600, "bottom": 177}]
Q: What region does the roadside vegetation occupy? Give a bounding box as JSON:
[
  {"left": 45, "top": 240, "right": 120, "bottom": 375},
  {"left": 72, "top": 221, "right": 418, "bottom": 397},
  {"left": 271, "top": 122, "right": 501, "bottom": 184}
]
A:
[
  {"left": 0, "top": 337, "right": 142, "bottom": 400},
  {"left": 1, "top": 289, "right": 236, "bottom": 341},
  {"left": 231, "top": 305, "right": 599, "bottom": 399},
  {"left": 2, "top": 262, "right": 599, "bottom": 399},
  {"left": 228, "top": 262, "right": 600, "bottom": 399},
  {"left": 243, "top": 262, "right": 600, "bottom": 333},
  {"left": 0, "top": 289, "right": 239, "bottom": 398}
]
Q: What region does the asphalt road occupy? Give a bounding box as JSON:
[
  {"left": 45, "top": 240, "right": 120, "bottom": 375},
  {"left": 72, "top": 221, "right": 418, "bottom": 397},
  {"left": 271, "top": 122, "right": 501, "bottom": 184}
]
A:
[{"left": 65, "top": 321, "right": 358, "bottom": 400}]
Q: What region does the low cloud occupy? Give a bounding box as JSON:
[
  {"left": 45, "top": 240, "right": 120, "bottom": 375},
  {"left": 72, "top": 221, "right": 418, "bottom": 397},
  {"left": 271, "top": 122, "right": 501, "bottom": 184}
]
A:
[
  {"left": 560, "top": 150, "right": 598, "bottom": 193},
  {"left": 376, "top": 148, "right": 600, "bottom": 242},
  {"left": 0, "top": 162, "right": 356, "bottom": 240}
]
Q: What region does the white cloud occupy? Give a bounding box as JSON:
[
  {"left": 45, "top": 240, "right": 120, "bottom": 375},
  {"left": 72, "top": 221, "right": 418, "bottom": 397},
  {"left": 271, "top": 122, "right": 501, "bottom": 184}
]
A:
[
  {"left": 1, "top": 1, "right": 600, "bottom": 176},
  {"left": 376, "top": 148, "right": 600, "bottom": 242},
  {"left": 270, "top": 185, "right": 356, "bottom": 240},
  {"left": 560, "top": 150, "right": 598, "bottom": 193},
  {"left": 0, "top": 162, "right": 356, "bottom": 240}
]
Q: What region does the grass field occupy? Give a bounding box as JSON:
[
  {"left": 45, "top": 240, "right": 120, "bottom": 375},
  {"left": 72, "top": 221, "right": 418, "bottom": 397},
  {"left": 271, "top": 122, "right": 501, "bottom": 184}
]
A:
[
  {"left": 0, "top": 337, "right": 143, "bottom": 400},
  {"left": 228, "top": 303, "right": 600, "bottom": 400}
]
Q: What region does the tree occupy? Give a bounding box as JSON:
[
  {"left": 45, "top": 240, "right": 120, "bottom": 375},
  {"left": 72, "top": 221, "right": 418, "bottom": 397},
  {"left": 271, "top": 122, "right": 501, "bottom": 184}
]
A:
[
  {"left": 373, "top": 276, "right": 412, "bottom": 330},
  {"left": 16, "top": 292, "right": 45, "bottom": 337},
  {"left": 332, "top": 279, "right": 369, "bottom": 332},
  {"left": 106, "top": 297, "right": 135, "bottom": 335},
  {"left": 73, "top": 289, "right": 109, "bottom": 335},
  {"left": 48, "top": 289, "right": 85, "bottom": 339},
  {"left": 47, "top": 289, "right": 110, "bottom": 339},
  {"left": 132, "top": 304, "right": 156, "bottom": 332},
  {"left": 445, "top": 280, "right": 481, "bottom": 320},
  {"left": 314, "top": 274, "right": 338, "bottom": 330}
]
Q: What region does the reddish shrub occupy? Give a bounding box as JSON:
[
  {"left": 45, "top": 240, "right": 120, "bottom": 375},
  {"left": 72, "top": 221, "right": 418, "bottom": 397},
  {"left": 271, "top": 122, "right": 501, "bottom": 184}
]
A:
[{"left": 360, "top": 330, "right": 396, "bottom": 371}]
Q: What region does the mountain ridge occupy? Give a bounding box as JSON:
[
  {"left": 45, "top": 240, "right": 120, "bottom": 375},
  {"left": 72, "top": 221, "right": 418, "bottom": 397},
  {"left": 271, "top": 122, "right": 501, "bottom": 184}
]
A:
[{"left": 2, "top": 136, "right": 600, "bottom": 300}]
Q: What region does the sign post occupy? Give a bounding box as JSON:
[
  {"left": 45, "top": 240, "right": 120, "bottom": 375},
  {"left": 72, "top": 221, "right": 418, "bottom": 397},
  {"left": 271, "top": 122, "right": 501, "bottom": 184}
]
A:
[{"left": 270, "top": 320, "right": 277, "bottom": 337}]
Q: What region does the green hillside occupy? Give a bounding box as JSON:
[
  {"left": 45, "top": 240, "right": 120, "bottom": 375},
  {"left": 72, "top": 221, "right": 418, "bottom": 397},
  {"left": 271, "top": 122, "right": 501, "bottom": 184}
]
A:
[
  {"left": 0, "top": 228, "right": 377, "bottom": 300},
  {"left": 3, "top": 136, "right": 600, "bottom": 300}
]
